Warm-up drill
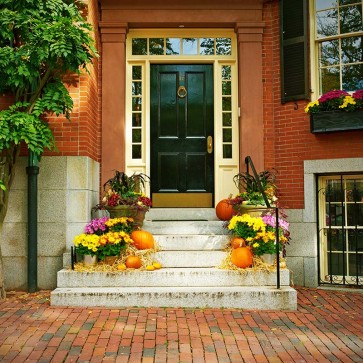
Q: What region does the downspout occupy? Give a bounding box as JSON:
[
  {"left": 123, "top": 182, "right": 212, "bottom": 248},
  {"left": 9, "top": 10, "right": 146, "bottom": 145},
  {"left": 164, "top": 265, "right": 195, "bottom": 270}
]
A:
[{"left": 26, "top": 151, "right": 39, "bottom": 292}]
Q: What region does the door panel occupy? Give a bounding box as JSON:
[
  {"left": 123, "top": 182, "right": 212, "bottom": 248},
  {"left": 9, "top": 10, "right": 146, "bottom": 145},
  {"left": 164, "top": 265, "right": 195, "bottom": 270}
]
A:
[{"left": 151, "top": 64, "right": 214, "bottom": 207}]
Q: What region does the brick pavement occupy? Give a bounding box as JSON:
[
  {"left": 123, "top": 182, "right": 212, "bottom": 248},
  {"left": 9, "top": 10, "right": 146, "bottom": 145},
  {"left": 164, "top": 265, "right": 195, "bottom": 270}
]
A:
[{"left": 0, "top": 287, "right": 362, "bottom": 363}]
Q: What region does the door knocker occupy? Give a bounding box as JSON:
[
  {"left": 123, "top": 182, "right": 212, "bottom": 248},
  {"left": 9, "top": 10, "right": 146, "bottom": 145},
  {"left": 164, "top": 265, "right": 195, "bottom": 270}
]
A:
[{"left": 177, "top": 86, "right": 187, "bottom": 98}]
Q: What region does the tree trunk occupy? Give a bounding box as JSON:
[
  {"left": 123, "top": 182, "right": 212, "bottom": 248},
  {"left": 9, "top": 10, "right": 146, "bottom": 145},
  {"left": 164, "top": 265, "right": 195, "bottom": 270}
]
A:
[{"left": 0, "top": 144, "right": 21, "bottom": 299}]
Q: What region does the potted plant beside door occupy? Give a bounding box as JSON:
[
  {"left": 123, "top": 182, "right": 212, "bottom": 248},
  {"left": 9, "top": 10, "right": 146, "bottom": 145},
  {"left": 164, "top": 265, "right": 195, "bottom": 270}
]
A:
[{"left": 102, "top": 171, "right": 152, "bottom": 228}]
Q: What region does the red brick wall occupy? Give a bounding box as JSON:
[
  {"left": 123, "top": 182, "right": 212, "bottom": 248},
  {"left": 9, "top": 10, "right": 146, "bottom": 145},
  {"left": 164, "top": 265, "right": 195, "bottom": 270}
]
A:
[
  {"left": 45, "top": 0, "right": 101, "bottom": 162},
  {"left": 262, "top": 1, "right": 363, "bottom": 209}
]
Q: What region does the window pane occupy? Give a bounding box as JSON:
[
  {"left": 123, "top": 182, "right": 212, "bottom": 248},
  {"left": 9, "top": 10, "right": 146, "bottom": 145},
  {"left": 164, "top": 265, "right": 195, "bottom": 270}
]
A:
[
  {"left": 222, "top": 97, "right": 231, "bottom": 111},
  {"left": 150, "top": 38, "right": 164, "bottom": 55},
  {"left": 339, "top": 5, "right": 363, "bottom": 34},
  {"left": 342, "top": 64, "right": 363, "bottom": 90},
  {"left": 319, "top": 40, "right": 339, "bottom": 66},
  {"left": 346, "top": 180, "right": 363, "bottom": 202},
  {"left": 223, "top": 113, "right": 232, "bottom": 127},
  {"left": 326, "top": 229, "right": 344, "bottom": 251},
  {"left": 316, "top": 0, "right": 337, "bottom": 10},
  {"left": 132, "top": 113, "right": 142, "bottom": 127},
  {"left": 132, "top": 66, "right": 142, "bottom": 80},
  {"left": 320, "top": 67, "right": 340, "bottom": 93},
  {"left": 223, "top": 128, "right": 232, "bottom": 142},
  {"left": 348, "top": 253, "right": 363, "bottom": 277},
  {"left": 200, "top": 38, "right": 214, "bottom": 55},
  {"left": 348, "top": 230, "right": 363, "bottom": 252},
  {"left": 182, "top": 38, "right": 197, "bottom": 55},
  {"left": 132, "top": 81, "right": 142, "bottom": 96},
  {"left": 132, "top": 97, "right": 142, "bottom": 111},
  {"left": 166, "top": 38, "right": 180, "bottom": 55},
  {"left": 347, "top": 204, "right": 363, "bottom": 225},
  {"left": 216, "top": 38, "right": 231, "bottom": 55},
  {"left": 341, "top": 36, "right": 363, "bottom": 64},
  {"left": 132, "top": 145, "right": 142, "bottom": 159},
  {"left": 326, "top": 204, "right": 343, "bottom": 226},
  {"left": 327, "top": 252, "right": 346, "bottom": 275},
  {"left": 340, "top": 0, "right": 359, "bottom": 4},
  {"left": 316, "top": 10, "right": 338, "bottom": 38},
  {"left": 223, "top": 144, "right": 232, "bottom": 159},
  {"left": 132, "top": 129, "right": 141, "bottom": 143},
  {"left": 222, "top": 81, "right": 231, "bottom": 95},
  {"left": 222, "top": 65, "right": 231, "bottom": 80},
  {"left": 132, "top": 38, "right": 147, "bottom": 55}
]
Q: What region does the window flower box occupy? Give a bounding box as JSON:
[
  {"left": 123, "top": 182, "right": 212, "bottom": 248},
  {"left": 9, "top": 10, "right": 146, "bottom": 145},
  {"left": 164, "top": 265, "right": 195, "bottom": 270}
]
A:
[
  {"left": 305, "top": 89, "right": 363, "bottom": 134},
  {"left": 310, "top": 110, "right": 363, "bottom": 133}
]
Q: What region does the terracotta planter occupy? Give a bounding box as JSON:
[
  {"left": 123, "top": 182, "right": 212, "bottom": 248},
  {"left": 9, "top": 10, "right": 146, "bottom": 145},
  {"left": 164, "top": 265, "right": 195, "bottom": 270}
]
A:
[
  {"left": 102, "top": 256, "right": 118, "bottom": 265},
  {"left": 132, "top": 209, "right": 147, "bottom": 229},
  {"left": 310, "top": 110, "right": 363, "bottom": 133}
]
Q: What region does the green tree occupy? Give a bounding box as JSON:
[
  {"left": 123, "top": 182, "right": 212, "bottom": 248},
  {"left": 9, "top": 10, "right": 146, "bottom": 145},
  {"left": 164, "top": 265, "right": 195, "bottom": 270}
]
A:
[{"left": 0, "top": 0, "right": 97, "bottom": 298}]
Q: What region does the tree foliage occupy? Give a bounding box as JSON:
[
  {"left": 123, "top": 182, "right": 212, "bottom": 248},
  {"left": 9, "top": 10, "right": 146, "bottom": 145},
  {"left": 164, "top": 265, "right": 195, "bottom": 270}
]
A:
[{"left": 0, "top": 0, "right": 97, "bottom": 297}]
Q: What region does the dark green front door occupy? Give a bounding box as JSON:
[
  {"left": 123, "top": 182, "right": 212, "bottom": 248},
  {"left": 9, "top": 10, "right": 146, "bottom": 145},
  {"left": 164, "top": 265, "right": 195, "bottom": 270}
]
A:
[{"left": 150, "top": 64, "right": 214, "bottom": 207}]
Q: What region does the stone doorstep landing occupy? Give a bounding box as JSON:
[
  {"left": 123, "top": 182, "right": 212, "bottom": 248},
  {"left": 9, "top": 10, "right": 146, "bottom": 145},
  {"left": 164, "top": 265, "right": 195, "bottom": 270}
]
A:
[{"left": 50, "top": 286, "right": 297, "bottom": 310}]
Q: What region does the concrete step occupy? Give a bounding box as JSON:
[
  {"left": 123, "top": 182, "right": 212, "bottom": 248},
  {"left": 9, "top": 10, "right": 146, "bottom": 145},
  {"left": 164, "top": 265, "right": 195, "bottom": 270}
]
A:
[
  {"left": 147, "top": 208, "right": 218, "bottom": 221},
  {"left": 155, "top": 235, "right": 230, "bottom": 251},
  {"left": 153, "top": 251, "right": 226, "bottom": 267},
  {"left": 50, "top": 286, "right": 297, "bottom": 310},
  {"left": 56, "top": 268, "right": 290, "bottom": 288},
  {"left": 143, "top": 220, "right": 227, "bottom": 235}
]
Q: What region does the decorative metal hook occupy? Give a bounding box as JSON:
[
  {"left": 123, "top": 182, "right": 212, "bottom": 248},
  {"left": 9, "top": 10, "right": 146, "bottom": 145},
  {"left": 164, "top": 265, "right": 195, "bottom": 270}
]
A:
[{"left": 177, "top": 85, "right": 187, "bottom": 98}]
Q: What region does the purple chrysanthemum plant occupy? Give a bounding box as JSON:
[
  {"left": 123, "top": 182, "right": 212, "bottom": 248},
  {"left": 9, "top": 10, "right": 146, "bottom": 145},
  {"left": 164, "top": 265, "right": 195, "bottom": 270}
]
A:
[{"left": 84, "top": 216, "right": 109, "bottom": 236}]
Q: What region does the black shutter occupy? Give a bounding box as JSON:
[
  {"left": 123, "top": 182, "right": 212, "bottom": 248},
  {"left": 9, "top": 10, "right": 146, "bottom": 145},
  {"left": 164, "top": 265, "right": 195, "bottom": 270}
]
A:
[{"left": 280, "top": 0, "right": 309, "bottom": 103}]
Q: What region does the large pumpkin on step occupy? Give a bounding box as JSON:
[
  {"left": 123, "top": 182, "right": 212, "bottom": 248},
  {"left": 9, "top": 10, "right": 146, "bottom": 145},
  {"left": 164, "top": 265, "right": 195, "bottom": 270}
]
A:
[
  {"left": 231, "top": 247, "right": 253, "bottom": 268},
  {"left": 131, "top": 230, "right": 154, "bottom": 250},
  {"left": 216, "top": 199, "right": 234, "bottom": 221}
]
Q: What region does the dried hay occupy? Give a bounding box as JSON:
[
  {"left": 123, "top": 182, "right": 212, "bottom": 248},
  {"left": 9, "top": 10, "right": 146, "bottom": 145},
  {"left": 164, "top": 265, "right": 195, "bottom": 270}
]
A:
[
  {"left": 72, "top": 241, "right": 160, "bottom": 273},
  {"left": 219, "top": 247, "right": 287, "bottom": 274}
]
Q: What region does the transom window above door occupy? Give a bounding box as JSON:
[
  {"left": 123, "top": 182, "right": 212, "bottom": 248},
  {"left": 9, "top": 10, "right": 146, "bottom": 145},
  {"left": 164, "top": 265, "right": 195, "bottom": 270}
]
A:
[{"left": 132, "top": 37, "right": 232, "bottom": 56}]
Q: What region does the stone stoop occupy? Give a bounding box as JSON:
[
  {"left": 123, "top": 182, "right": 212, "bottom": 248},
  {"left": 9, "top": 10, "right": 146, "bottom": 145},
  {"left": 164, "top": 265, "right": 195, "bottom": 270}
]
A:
[{"left": 51, "top": 208, "right": 297, "bottom": 310}]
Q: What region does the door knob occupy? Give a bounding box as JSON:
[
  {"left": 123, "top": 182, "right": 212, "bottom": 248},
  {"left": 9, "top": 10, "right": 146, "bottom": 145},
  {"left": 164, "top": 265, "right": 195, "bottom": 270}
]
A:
[{"left": 207, "top": 136, "right": 213, "bottom": 154}]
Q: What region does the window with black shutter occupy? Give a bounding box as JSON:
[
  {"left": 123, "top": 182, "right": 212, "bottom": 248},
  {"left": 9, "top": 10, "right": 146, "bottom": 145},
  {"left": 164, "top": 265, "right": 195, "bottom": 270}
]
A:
[{"left": 280, "top": 0, "right": 309, "bottom": 103}]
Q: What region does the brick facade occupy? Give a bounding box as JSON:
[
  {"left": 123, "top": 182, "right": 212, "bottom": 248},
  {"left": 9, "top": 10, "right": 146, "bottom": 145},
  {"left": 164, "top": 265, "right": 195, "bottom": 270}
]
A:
[{"left": 262, "top": 1, "right": 363, "bottom": 209}]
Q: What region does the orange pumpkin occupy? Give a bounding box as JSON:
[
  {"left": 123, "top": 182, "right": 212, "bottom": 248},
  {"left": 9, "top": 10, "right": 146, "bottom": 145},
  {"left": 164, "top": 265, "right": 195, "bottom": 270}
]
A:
[
  {"left": 216, "top": 199, "right": 234, "bottom": 221},
  {"left": 125, "top": 255, "right": 142, "bottom": 269},
  {"left": 230, "top": 237, "right": 246, "bottom": 249},
  {"left": 231, "top": 247, "right": 253, "bottom": 268},
  {"left": 131, "top": 230, "right": 154, "bottom": 250}
]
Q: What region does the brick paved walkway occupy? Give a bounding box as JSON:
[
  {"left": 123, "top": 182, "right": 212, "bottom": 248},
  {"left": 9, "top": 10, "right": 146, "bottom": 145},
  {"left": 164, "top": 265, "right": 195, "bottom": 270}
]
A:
[{"left": 0, "top": 287, "right": 362, "bottom": 363}]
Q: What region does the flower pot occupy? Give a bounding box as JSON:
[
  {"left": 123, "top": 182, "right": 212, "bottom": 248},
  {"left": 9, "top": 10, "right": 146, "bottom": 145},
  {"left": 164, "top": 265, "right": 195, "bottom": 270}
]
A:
[
  {"left": 102, "top": 256, "right": 118, "bottom": 265},
  {"left": 310, "top": 110, "right": 363, "bottom": 133},
  {"left": 105, "top": 205, "right": 138, "bottom": 219},
  {"left": 235, "top": 203, "right": 265, "bottom": 217},
  {"left": 261, "top": 254, "right": 275, "bottom": 265},
  {"left": 83, "top": 254, "right": 98, "bottom": 266},
  {"left": 132, "top": 209, "right": 147, "bottom": 229}
]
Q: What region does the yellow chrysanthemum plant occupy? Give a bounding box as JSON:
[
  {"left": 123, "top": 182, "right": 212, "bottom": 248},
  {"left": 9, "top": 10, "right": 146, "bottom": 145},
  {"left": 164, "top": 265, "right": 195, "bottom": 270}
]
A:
[
  {"left": 73, "top": 216, "right": 134, "bottom": 260},
  {"left": 227, "top": 213, "right": 290, "bottom": 256}
]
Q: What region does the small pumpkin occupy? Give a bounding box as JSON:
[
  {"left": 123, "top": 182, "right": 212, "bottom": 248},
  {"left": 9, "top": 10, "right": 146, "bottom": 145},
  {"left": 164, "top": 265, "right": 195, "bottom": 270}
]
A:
[
  {"left": 231, "top": 247, "right": 253, "bottom": 268},
  {"left": 131, "top": 230, "right": 154, "bottom": 250},
  {"left": 216, "top": 199, "right": 234, "bottom": 221},
  {"left": 230, "top": 237, "right": 246, "bottom": 249},
  {"left": 125, "top": 255, "right": 142, "bottom": 269}
]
